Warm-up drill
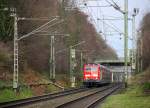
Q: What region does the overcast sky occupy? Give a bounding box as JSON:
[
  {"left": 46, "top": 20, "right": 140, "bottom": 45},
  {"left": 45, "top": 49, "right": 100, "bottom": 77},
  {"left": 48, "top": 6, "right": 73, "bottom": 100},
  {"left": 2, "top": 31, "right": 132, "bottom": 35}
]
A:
[{"left": 77, "top": 0, "right": 150, "bottom": 57}]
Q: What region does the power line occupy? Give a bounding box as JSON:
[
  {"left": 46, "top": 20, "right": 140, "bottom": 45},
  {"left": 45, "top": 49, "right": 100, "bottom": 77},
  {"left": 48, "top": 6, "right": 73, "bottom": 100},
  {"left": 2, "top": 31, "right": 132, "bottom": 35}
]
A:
[
  {"left": 107, "top": 20, "right": 123, "bottom": 33},
  {"left": 105, "top": 0, "right": 125, "bottom": 14},
  {"left": 83, "top": 0, "right": 124, "bottom": 38},
  {"left": 18, "top": 19, "right": 64, "bottom": 40},
  {"left": 85, "top": 4, "right": 98, "bottom": 29}
]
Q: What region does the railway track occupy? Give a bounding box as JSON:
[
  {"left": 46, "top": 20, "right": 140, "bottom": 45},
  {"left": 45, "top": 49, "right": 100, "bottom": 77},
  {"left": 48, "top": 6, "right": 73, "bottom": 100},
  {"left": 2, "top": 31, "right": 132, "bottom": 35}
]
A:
[
  {"left": 56, "top": 84, "right": 122, "bottom": 108},
  {"left": 0, "top": 87, "right": 89, "bottom": 108},
  {"left": 0, "top": 84, "right": 122, "bottom": 108}
]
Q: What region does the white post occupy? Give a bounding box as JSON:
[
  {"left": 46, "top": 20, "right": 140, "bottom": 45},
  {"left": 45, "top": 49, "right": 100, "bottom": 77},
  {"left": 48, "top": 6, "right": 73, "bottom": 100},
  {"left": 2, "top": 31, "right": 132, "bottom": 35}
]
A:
[
  {"left": 52, "top": 36, "right": 55, "bottom": 79},
  {"left": 50, "top": 36, "right": 55, "bottom": 80},
  {"left": 13, "top": 13, "right": 19, "bottom": 89},
  {"left": 71, "top": 77, "right": 76, "bottom": 87},
  {"left": 111, "top": 72, "right": 114, "bottom": 83}
]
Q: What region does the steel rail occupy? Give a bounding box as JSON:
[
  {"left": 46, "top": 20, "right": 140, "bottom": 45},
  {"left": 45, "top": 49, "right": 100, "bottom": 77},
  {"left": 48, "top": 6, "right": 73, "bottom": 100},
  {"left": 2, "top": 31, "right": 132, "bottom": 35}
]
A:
[
  {"left": 56, "top": 84, "right": 122, "bottom": 108},
  {"left": 0, "top": 87, "right": 88, "bottom": 108},
  {"left": 56, "top": 85, "right": 115, "bottom": 108},
  {"left": 87, "top": 85, "right": 122, "bottom": 108}
]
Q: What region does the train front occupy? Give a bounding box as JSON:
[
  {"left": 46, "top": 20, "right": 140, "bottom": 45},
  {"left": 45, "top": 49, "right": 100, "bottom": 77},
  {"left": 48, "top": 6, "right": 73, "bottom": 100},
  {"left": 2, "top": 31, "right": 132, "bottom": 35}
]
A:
[{"left": 83, "top": 64, "right": 100, "bottom": 87}]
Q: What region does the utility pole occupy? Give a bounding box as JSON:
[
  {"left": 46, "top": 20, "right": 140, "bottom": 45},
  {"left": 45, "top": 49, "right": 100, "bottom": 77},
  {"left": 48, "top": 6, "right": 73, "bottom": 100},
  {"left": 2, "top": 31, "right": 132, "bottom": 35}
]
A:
[
  {"left": 49, "top": 33, "right": 69, "bottom": 81},
  {"left": 69, "top": 41, "right": 85, "bottom": 87},
  {"left": 132, "top": 8, "right": 139, "bottom": 73},
  {"left": 124, "top": 0, "right": 128, "bottom": 79},
  {"left": 136, "top": 32, "right": 141, "bottom": 73},
  {"left": 70, "top": 47, "right": 76, "bottom": 87},
  {"left": 11, "top": 11, "right": 60, "bottom": 90},
  {"left": 140, "top": 30, "right": 143, "bottom": 73},
  {"left": 80, "top": 52, "right": 83, "bottom": 76},
  {"left": 131, "top": 15, "right": 135, "bottom": 73},
  {"left": 50, "top": 36, "right": 56, "bottom": 80},
  {"left": 53, "top": 36, "right": 56, "bottom": 79},
  {"left": 12, "top": 8, "right": 19, "bottom": 90}
]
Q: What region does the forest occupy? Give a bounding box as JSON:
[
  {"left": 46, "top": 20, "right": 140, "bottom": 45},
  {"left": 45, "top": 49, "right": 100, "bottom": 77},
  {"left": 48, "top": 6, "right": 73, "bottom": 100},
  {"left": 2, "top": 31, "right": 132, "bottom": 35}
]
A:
[{"left": 0, "top": 0, "right": 117, "bottom": 86}]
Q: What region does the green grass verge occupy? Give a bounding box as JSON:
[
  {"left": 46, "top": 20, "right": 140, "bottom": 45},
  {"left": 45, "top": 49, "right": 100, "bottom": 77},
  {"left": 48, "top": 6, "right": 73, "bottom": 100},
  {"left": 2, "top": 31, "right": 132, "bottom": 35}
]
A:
[
  {"left": 101, "top": 85, "right": 150, "bottom": 108},
  {"left": 0, "top": 87, "right": 33, "bottom": 103},
  {"left": 45, "top": 84, "right": 61, "bottom": 93}
]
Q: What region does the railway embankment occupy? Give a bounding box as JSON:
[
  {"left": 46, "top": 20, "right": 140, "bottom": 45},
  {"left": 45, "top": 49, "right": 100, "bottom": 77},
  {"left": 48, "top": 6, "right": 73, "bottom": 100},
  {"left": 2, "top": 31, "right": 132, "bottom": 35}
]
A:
[
  {"left": 100, "top": 86, "right": 150, "bottom": 108},
  {"left": 100, "top": 70, "right": 150, "bottom": 108}
]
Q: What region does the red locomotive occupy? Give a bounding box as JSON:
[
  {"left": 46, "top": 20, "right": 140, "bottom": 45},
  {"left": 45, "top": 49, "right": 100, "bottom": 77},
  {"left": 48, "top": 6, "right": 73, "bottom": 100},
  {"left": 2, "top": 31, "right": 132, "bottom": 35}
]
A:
[{"left": 83, "top": 64, "right": 112, "bottom": 87}]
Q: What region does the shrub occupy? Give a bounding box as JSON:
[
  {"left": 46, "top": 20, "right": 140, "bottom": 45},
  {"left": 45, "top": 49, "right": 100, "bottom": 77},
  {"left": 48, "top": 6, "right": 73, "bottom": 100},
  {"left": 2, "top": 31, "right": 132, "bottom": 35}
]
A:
[{"left": 143, "top": 82, "right": 150, "bottom": 91}]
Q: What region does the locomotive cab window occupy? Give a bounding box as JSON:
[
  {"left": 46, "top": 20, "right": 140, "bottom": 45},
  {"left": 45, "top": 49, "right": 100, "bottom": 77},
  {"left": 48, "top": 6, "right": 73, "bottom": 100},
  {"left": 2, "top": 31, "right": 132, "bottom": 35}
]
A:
[{"left": 85, "top": 67, "right": 98, "bottom": 72}]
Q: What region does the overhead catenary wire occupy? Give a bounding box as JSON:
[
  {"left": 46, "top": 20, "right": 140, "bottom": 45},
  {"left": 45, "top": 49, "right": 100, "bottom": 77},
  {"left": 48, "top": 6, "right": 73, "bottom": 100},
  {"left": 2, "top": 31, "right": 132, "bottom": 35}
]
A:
[
  {"left": 85, "top": 4, "right": 98, "bottom": 28},
  {"left": 107, "top": 20, "right": 123, "bottom": 33},
  {"left": 18, "top": 17, "right": 58, "bottom": 40},
  {"left": 18, "top": 18, "right": 64, "bottom": 40},
  {"left": 56, "top": 41, "right": 85, "bottom": 54},
  {"left": 96, "top": 0, "right": 106, "bottom": 36},
  {"left": 82, "top": 0, "right": 124, "bottom": 39},
  {"left": 105, "top": 0, "right": 124, "bottom": 14}
]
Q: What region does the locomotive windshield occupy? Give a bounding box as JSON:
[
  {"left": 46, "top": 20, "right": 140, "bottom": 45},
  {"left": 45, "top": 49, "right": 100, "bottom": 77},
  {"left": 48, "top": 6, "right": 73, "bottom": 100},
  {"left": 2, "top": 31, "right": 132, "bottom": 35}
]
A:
[{"left": 85, "top": 67, "right": 98, "bottom": 72}]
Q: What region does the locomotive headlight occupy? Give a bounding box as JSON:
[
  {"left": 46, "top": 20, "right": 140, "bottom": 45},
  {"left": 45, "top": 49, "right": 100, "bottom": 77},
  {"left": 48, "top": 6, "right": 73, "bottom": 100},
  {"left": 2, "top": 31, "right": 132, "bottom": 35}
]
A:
[
  {"left": 85, "top": 74, "right": 90, "bottom": 77},
  {"left": 93, "top": 74, "right": 98, "bottom": 77}
]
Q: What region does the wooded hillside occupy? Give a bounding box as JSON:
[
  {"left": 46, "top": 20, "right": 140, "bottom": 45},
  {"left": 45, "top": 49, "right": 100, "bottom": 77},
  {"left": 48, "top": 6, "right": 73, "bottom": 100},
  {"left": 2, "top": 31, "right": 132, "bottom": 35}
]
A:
[
  {"left": 0, "top": 0, "right": 117, "bottom": 76},
  {"left": 139, "top": 12, "right": 150, "bottom": 71}
]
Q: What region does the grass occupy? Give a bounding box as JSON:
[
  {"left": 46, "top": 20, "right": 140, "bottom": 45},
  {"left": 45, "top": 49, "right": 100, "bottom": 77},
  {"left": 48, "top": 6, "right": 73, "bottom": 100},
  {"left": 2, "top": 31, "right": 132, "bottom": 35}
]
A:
[
  {"left": 143, "top": 82, "right": 150, "bottom": 90},
  {"left": 0, "top": 73, "right": 68, "bottom": 103},
  {"left": 100, "top": 85, "right": 150, "bottom": 108},
  {"left": 0, "top": 80, "right": 12, "bottom": 87},
  {"left": 0, "top": 87, "right": 33, "bottom": 103},
  {"left": 45, "top": 84, "right": 61, "bottom": 93},
  {"left": 0, "top": 89, "right": 16, "bottom": 102}
]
